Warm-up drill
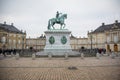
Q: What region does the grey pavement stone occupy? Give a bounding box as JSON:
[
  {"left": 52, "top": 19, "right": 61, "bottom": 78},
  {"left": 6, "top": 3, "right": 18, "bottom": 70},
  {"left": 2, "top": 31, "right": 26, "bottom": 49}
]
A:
[{"left": 0, "top": 56, "right": 120, "bottom": 80}]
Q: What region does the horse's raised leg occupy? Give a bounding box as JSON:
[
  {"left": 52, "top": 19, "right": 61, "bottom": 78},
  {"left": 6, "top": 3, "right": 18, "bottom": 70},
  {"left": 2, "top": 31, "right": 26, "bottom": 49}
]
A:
[
  {"left": 60, "top": 24, "right": 63, "bottom": 29},
  {"left": 52, "top": 26, "right": 55, "bottom": 29},
  {"left": 62, "top": 23, "right": 66, "bottom": 29}
]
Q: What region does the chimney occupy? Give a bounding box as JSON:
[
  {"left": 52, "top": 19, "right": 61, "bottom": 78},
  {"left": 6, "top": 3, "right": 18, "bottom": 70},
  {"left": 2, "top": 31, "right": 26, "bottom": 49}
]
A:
[
  {"left": 102, "top": 23, "right": 105, "bottom": 26},
  {"left": 11, "top": 23, "right": 14, "bottom": 26},
  {"left": 115, "top": 20, "right": 118, "bottom": 23},
  {"left": 4, "top": 21, "right": 6, "bottom": 25}
]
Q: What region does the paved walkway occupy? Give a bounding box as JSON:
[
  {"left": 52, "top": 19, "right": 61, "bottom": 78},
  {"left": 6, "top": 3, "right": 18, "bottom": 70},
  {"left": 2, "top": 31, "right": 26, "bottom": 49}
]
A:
[{"left": 0, "top": 55, "right": 120, "bottom": 80}]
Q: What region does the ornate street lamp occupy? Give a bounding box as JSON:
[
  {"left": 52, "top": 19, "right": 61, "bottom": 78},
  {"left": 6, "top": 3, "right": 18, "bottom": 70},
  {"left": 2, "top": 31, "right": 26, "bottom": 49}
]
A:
[
  {"left": 22, "top": 35, "right": 24, "bottom": 50},
  {"left": 90, "top": 34, "right": 92, "bottom": 50},
  {"left": 90, "top": 30, "right": 93, "bottom": 54}
]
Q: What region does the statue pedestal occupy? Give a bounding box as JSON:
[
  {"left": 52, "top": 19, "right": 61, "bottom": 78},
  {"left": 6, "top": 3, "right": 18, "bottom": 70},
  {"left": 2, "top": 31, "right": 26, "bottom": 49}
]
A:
[
  {"left": 36, "top": 29, "right": 80, "bottom": 56},
  {"left": 44, "top": 29, "right": 72, "bottom": 56}
]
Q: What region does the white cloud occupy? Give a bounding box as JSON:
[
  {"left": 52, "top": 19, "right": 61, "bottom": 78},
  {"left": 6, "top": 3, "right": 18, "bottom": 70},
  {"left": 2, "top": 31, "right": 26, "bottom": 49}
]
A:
[{"left": 0, "top": 0, "right": 120, "bottom": 38}]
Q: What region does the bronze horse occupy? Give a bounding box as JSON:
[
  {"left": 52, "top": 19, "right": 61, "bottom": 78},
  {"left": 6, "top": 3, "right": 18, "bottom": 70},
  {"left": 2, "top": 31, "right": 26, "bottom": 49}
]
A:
[{"left": 48, "top": 14, "right": 67, "bottom": 30}]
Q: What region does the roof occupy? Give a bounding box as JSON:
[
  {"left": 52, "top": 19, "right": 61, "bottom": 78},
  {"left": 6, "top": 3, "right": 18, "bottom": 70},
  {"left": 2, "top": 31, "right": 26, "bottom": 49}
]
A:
[
  {"left": 0, "top": 23, "right": 23, "bottom": 34},
  {"left": 39, "top": 34, "right": 46, "bottom": 38},
  {"left": 92, "top": 22, "right": 120, "bottom": 33},
  {"left": 70, "top": 34, "right": 77, "bottom": 39}
]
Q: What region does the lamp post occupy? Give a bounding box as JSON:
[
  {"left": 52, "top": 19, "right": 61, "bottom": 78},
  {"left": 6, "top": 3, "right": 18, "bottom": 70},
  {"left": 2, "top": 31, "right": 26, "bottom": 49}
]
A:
[
  {"left": 22, "top": 35, "right": 24, "bottom": 50},
  {"left": 89, "top": 30, "right": 93, "bottom": 54},
  {"left": 36, "top": 39, "right": 37, "bottom": 50},
  {"left": 90, "top": 34, "right": 92, "bottom": 50}
]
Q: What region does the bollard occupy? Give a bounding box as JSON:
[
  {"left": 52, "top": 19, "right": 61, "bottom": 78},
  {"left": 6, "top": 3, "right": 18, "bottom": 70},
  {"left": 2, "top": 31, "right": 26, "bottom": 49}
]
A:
[
  {"left": 101, "top": 52, "right": 104, "bottom": 56},
  {"left": 81, "top": 53, "right": 84, "bottom": 59},
  {"left": 11, "top": 52, "right": 14, "bottom": 57},
  {"left": 32, "top": 53, "right": 36, "bottom": 60},
  {"left": 111, "top": 52, "right": 115, "bottom": 59},
  {"left": 64, "top": 53, "right": 68, "bottom": 60},
  {"left": 48, "top": 53, "right": 52, "bottom": 60},
  {"left": 118, "top": 52, "right": 120, "bottom": 59},
  {"left": 96, "top": 52, "right": 100, "bottom": 59},
  {"left": 15, "top": 53, "right": 19, "bottom": 60},
  {"left": 118, "top": 52, "right": 120, "bottom": 57},
  {"left": 1, "top": 53, "right": 4, "bottom": 56}
]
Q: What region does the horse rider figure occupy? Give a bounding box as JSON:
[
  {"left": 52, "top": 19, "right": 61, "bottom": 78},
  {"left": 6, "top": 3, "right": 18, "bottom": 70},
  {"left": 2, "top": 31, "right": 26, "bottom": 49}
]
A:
[
  {"left": 48, "top": 11, "right": 66, "bottom": 30},
  {"left": 56, "top": 11, "right": 62, "bottom": 22}
]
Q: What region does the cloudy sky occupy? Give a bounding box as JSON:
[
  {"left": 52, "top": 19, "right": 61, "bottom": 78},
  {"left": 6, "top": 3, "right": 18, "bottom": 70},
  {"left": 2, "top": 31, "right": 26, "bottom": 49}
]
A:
[{"left": 0, "top": 0, "right": 120, "bottom": 38}]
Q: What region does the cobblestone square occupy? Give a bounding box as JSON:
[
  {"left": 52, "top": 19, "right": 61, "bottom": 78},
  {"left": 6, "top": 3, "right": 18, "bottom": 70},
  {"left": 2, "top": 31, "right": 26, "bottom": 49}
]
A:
[{"left": 0, "top": 56, "right": 120, "bottom": 80}]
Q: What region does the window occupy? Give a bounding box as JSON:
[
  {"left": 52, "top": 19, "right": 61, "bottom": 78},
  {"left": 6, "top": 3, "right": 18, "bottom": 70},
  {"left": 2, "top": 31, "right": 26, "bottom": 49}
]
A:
[
  {"left": 13, "top": 40, "right": 16, "bottom": 44},
  {"left": 18, "top": 40, "right": 21, "bottom": 44},
  {"left": 107, "top": 35, "right": 110, "bottom": 43},
  {"left": 9, "top": 39, "right": 11, "bottom": 43},
  {"left": 1, "top": 37, "right": 6, "bottom": 43},
  {"left": 114, "top": 35, "right": 118, "bottom": 43}
]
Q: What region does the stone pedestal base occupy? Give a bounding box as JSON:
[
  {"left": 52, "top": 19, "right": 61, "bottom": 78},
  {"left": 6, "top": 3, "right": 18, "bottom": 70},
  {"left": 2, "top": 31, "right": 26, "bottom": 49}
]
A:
[
  {"left": 36, "top": 29, "right": 80, "bottom": 56},
  {"left": 44, "top": 29, "right": 72, "bottom": 56}
]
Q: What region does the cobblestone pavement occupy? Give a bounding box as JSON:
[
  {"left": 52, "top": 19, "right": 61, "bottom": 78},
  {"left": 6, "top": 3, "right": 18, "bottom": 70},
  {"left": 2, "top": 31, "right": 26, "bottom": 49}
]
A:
[{"left": 0, "top": 55, "right": 120, "bottom": 80}]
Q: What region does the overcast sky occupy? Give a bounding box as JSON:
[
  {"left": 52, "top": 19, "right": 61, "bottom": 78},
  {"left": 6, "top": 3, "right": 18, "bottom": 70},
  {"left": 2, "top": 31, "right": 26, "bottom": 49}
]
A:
[{"left": 0, "top": 0, "right": 120, "bottom": 38}]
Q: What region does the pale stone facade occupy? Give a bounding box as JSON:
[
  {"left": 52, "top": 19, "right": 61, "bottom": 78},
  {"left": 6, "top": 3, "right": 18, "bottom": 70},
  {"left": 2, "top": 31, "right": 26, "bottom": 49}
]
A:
[
  {"left": 27, "top": 35, "right": 89, "bottom": 51},
  {"left": 70, "top": 35, "right": 88, "bottom": 50},
  {"left": 0, "top": 22, "right": 26, "bottom": 49},
  {"left": 77, "top": 37, "right": 88, "bottom": 49},
  {"left": 88, "top": 20, "right": 120, "bottom": 52},
  {"left": 88, "top": 32, "right": 106, "bottom": 49},
  {"left": 26, "top": 20, "right": 120, "bottom": 52},
  {"left": 105, "top": 28, "right": 120, "bottom": 52},
  {"left": 70, "top": 35, "right": 78, "bottom": 50},
  {"left": 26, "top": 36, "right": 46, "bottom": 50},
  {"left": 1, "top": 21, "right": 119, "bottom": 52}
]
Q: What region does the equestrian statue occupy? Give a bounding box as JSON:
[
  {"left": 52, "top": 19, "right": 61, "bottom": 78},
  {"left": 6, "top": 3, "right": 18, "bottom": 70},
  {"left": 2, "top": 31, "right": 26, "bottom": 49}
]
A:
[{"left": 48, "top": 11, "right": 67, "bottom": 30}]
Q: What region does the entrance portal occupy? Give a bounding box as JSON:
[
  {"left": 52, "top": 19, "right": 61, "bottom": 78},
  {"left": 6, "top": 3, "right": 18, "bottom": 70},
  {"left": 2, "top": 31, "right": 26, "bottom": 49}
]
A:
[
  {"left": 107, "top": 45, "right": 110, "bottom": 52},
  {"left": 114, "top": 44, "right": 118, "bottom": 52}
]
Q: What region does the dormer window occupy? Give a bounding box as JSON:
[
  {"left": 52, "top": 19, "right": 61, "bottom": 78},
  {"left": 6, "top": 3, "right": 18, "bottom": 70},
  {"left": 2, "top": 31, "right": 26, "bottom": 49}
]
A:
[{"left": 112, "top": 24, "right": 118, "bottom": 29}]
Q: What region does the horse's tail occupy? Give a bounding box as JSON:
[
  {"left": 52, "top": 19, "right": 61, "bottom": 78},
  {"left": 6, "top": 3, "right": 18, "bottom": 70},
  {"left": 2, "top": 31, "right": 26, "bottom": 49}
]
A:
[{"left": 48, "top": 20, "right": 50, "bottom": 29}]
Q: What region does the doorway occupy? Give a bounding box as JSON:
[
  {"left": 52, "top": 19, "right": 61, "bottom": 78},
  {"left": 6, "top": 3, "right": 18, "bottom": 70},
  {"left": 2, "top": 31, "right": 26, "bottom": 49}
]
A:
[
  {"left": 107, "top": 45, "right": 110, "bottom": 52},
  {"left": 114, "top": 44, "right": 118, "bottom": 52}
]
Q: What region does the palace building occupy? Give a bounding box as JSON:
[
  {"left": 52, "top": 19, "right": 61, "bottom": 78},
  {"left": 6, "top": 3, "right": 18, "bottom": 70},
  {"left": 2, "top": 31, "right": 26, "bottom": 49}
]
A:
[
  {"left": 26, "top": 35, "right": 46, "bottom": 51},
  {"left": 70, "top": 34, "right": 88, "bottom": 50},
  {"left": 88, "top": 20, "right": 120, "bottom": 52},
  {"left": 26, "top": 20, "right": 120, "bottom": 52},
  {"left": 0, "top": 22, "right": 26, "bottom": 50}
]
